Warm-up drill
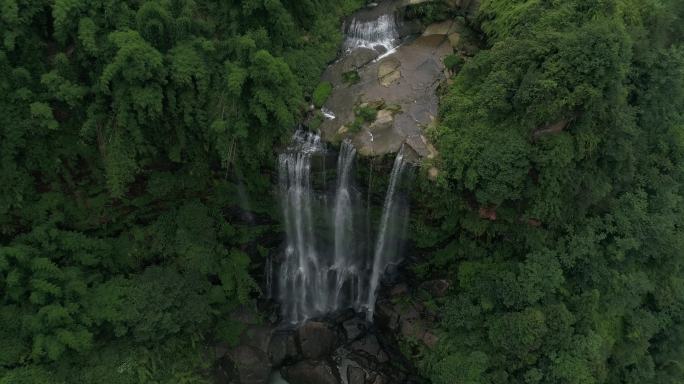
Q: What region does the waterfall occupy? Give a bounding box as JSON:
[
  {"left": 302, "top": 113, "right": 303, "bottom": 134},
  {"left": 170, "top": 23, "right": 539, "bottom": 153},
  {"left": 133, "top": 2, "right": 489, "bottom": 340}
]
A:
[
  {"left": 278, "top": 131, "right": 326, "bottom": 323},
  {"left": 344, "top": 13, "right": 399, "bottom": 54},
  {"left": 366, "top": 149, "right": 409, "bottom": 320},
  {"left": 331, "top": 140, "right": 361, "bottom": 311},
  {"left": 276, "top": 131, "right": 410, "bottom": 324}
]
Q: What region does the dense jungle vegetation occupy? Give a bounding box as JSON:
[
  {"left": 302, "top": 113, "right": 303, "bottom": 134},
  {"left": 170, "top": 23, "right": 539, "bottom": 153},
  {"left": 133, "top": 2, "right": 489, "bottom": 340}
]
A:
[
  {"left": 1, "top": 0, "right": 682, "bottom": 383},
  {"left": 0, "top": 0, "right": 362, "bottom": 382},
  {"left": 412, "top": 0, "right": 684, "bottom": 383}
]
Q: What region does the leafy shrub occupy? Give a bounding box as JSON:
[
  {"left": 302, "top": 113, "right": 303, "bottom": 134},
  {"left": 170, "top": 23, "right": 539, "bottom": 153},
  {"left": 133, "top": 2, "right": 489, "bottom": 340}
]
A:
[
  {"left": 342, "top": 70, "right": 361, "bottom": 84},
  {"left": 312, "top": 81, "right": 333, "bottom": 107},
  {"left": 443, "top": 54, "right": 464, "bottom": 72}
]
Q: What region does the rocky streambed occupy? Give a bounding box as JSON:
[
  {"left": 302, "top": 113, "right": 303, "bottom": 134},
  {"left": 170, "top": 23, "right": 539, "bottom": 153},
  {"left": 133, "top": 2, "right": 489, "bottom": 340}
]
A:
[
  {"left": 313, "top": 0, "right": 477, "bottom": 159},
  {"left": 213, "top": 277, "right": 452, "bottom": 384}
]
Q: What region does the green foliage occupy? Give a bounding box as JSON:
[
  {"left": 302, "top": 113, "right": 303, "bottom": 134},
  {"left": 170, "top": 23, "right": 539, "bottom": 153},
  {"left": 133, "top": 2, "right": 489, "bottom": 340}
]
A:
[
  {"left": 0, "top": 0, "right": 361, "bottom": 380},
  {"left": 443, "top": 54, "right": 464, "bottom": 72},
  {"left": 342, "top": 70, "right": 361, "bottom": 84},
  {"left": 411, "top": 0, "right": 684, "bottom": 383},
  {"left": 312, "top": 81, "right": 333, "bottom": 108},
  {"left": 349, "top": 104, "right": 379, "bottom": 133}
]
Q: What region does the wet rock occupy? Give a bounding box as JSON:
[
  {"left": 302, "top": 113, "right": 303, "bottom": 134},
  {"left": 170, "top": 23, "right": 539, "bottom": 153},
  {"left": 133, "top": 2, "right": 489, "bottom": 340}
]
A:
[
  {"left": 269, "top": 330, "right": 299, "bottom": 367},
  {"left": 369, "top": 109, "right": 394, "bottom": 132},
  {"left": 347, "top": 365, "right": 366, "bottom": 384},
  {"left": 298, "top": 321, "right": 336, "bottom": 359},
  {"left": 448, "top": 32, "right": 461, "bottom": 48},
  {"left": 375, "top": 301, "right": 400, "bottom": 332},
  {"left": 423, "top": 20, "right": 454, "bottom": 36},
  {"left": 226, "top": 345, "right": 272, "bottom": 384},
  {"left": 342, "top": 317, "right": 368, "bottom": 342},
  {"left": 397, "top": 19, "right": 423, "bottom": 37},
  {"left": 282, "top": 360, "right": 340, "bottom": 384},
  {"left": 405, "top": 135, "right": 431, "bottom": 158},
  {"left": 378, "top": 57, "right": 401, "bottom": 87},
  {"left": 341, "top": 48, "right": 380, "bottom": 73},
  {"left": 350, "top": 335, "right": 389, "bottom": 363},
  {"left": 240, "top": 325, "right": 273, "bottom": 353}
]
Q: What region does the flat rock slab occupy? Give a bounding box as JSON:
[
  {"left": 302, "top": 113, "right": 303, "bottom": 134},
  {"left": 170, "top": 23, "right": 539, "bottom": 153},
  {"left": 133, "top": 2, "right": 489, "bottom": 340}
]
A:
[{"left": 320, "top": 26, "right": 452, "bottom": 157}]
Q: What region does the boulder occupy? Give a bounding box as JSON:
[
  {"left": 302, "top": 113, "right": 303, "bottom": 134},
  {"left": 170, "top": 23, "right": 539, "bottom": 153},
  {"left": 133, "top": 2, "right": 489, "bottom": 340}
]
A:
[
  {"left": 342, "top": 317, "right": 368, "bottom": 342},
  {"left": 369, "top": 109, "right": 394, "bottom": 133},
  {"left": 341, "top": 47, "right": 379, "bottom": 73},
  {"left": 240, "top": 325, "right": 273, "bottom": 353},
  {"left": 282, "top": 360, "right": 340, "bottom": 384},
  {"left": 347, "top": 365, "right": 366, "bottom": 384},
  {"left": 226, "top": 345, "right": 272, "bottom": 384},
  {"left": 448, "top": 32, "right": 461, "bottom": 48},
  {"left": 397, "top": 19, "right": 423, "bottom": 38},
  {"left": 378, "top": 58, "right": 401, "bottom": 87},
  {"left": 350, "top": 335, "right": 389, "bottom": 363},
  {"left": 298, "top": 321, "right": 336, "bottom": 360},
  {"left": 268, "top": 330, "right": 299, "bottom": 367},
  {"left": 375, "top": 301, "right": 400, "bottom": 332},
  {"left": 423, "top": 20, "right": 454, "bottom": 36}
]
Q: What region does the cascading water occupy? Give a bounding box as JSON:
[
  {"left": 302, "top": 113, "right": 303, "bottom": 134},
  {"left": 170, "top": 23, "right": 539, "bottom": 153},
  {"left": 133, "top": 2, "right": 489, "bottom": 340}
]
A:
[
  {"left": 344, "top": 13, "right": 399, "bottom": 54},
  {"left": 277, "top": 131, "right": 326, "bottom": 323},
  {"left": 276, "top": 131, "right": 410, "bottom": 324},
  {"left": 330, "top": 140, "right": 363, "bottom": 312},
  {"left": 366, "top": 148, "right": 409, "bottom": 320}
]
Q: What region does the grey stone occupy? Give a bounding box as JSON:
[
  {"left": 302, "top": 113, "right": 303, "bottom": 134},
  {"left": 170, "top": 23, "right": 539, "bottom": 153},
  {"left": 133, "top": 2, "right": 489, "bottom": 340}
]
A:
[
  {"left": 268, "top": 330, "right": 299, "bottom": 367},
  {"left": 226, "top": 345, "right": 271, "bottom": 384},
  {"left": 282, "top": 360, "right": 340, "bottom": 384},
  {"left": 347, "top": 365, "right": 366, "bottom": 384},
  {"left": 297, "top": 321, "right": 336, "bottom": 360}
]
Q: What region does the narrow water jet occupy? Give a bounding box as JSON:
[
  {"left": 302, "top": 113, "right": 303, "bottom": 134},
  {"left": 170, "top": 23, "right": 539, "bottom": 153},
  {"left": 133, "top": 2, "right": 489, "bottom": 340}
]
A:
[
  {"left": 331, "top": 140, "right": 360, "bottom": 311},
  {"left": 366, "top": 149, "right": 409, "bottom": 320}
]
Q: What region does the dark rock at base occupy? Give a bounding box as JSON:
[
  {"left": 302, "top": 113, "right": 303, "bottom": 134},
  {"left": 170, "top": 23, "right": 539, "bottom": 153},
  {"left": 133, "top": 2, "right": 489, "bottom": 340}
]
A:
[
  {"left": 350, "top": 335, "right": 389, "bottom": 363},
  {"left": 331, "top": 308, "right": 357, "bottom": 324},
  {"left": 225, "top": 345, "right": 272, "bottom": 384},
  {"left": 269, "top": 330, "right": 299, "bottom": 367},
  {"left": 347, "top": 365, "right": 366, "bottom": 384},
  {"left": 342, "top": 316, "right": 368, "bottom": 342},
  {"left": 374, "top": 301, "right": 400, "bottom": 332},
  {"left": 298, "top": 321, "right": 337, "bottom": 360},
  {"left": 397, "top": 19, "right": 423, "bottom": 38},
  {"left": 240, "top": 325, "right": 273, "bottom": 353},
  {"left": 282, "top": 360, "right": 340, "bottom": 384}
]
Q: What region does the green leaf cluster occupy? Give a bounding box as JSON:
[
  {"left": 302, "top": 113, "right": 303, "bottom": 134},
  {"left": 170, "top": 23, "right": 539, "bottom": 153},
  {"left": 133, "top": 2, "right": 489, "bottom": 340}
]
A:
[{"left": 411, "top": 1, "right": 684, "bottom": 383}]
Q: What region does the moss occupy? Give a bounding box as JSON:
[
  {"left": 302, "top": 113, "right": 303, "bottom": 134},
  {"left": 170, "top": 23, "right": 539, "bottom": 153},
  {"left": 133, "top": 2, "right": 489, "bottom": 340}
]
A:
[
  {"left": 308, "top": 110, "right": 324, "bottom": 130},
  {"left": 342, "top": 70, "right": 361, "bottom": 85},
  {"left": 312, "top": 81, "right": 333, "bottom": 108},
  {"left": 347, "top": 104, "right": 379, "bottom": 133}
]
